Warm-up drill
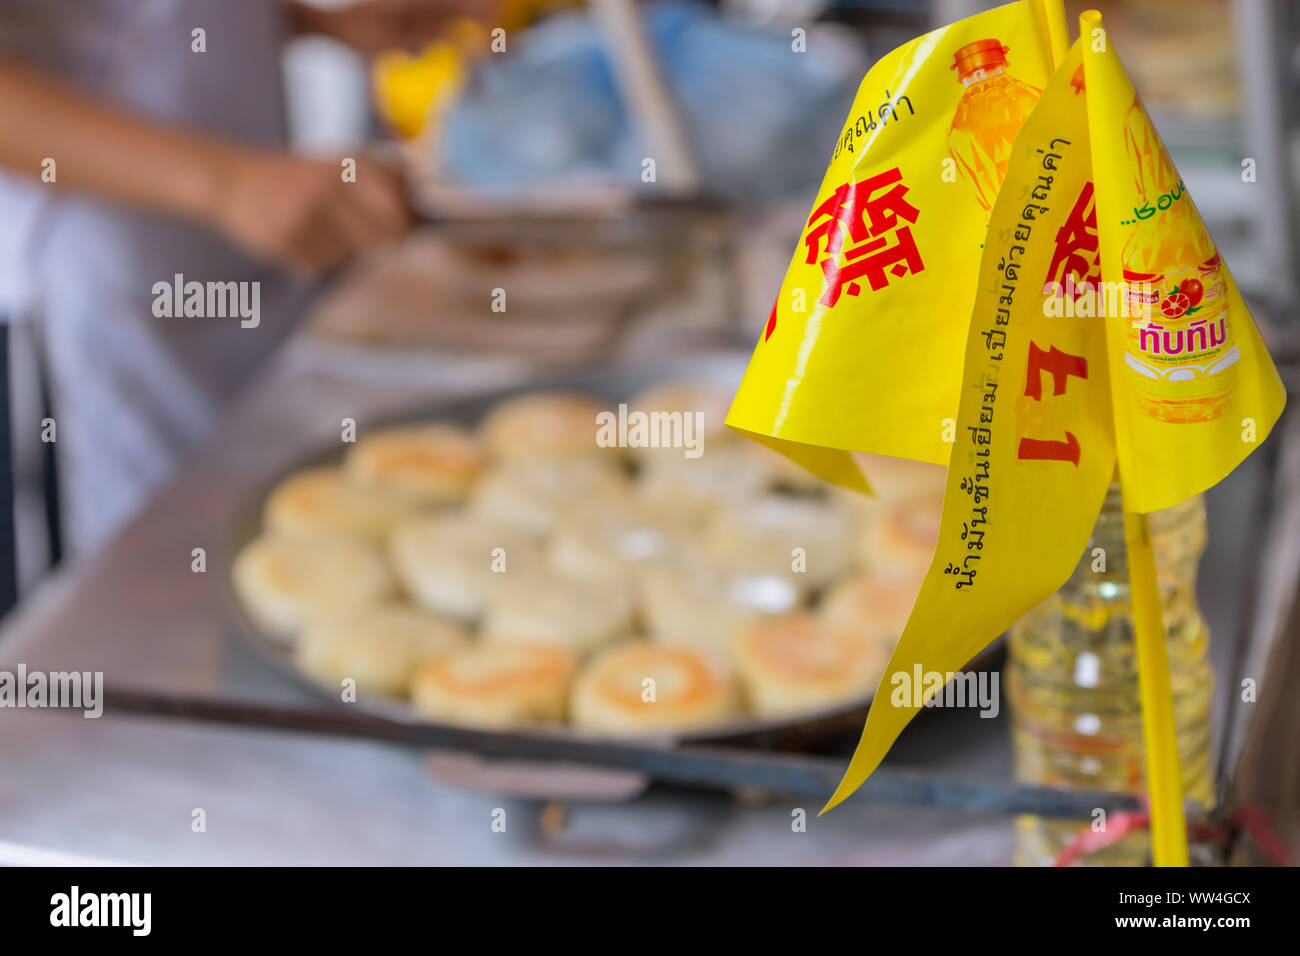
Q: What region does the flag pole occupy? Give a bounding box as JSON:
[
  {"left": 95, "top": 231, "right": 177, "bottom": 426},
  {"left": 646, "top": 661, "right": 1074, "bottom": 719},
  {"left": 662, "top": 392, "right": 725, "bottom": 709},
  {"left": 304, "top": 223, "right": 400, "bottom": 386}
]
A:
[
  {"left": 1121, "top": 503, "right": 1190, "bottom": 866},
  {"left": 1027, "top": 6, "right": 1187, "bottom": 860},
  {"left": 1076, "top": 4, "right": 1191, "bottom": 868}
]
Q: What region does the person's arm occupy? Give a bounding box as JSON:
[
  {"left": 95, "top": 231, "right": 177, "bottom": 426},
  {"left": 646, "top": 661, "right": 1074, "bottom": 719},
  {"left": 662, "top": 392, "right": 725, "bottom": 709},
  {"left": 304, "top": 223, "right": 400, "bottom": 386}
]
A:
[
  {"left": 0, "top": 58, "right": 235, "bottom": 221},
  {"left": 0, "top": 57, "right": 410, "bottom": 272}
]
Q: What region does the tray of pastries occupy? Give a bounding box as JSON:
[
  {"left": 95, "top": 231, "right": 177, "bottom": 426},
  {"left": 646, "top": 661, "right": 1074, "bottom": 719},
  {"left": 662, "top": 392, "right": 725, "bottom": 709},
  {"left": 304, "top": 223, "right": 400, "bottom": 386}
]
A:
[{"left": 227, "top": 357, "right": 950, "bottom": 744}]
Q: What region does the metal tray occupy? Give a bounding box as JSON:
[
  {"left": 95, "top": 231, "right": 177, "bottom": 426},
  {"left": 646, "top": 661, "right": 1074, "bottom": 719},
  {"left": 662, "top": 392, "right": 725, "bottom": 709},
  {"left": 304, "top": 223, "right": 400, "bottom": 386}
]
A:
[{"left": 224, "top": 355, "right": 1000, "bottom": 786}]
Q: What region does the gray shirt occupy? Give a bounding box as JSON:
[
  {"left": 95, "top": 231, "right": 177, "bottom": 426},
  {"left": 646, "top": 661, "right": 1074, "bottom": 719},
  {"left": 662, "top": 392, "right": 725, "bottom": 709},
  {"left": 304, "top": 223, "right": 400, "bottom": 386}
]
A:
[{"left": 0, "top": 0, "right": 315, "bottom": 553}]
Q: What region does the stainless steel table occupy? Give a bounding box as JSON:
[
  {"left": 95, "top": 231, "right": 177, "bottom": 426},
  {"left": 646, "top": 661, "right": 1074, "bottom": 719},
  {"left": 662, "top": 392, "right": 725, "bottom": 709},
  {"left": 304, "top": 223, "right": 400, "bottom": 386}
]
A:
[{"left": 0, "top": 337, "right": 1265, "bottom": 866}]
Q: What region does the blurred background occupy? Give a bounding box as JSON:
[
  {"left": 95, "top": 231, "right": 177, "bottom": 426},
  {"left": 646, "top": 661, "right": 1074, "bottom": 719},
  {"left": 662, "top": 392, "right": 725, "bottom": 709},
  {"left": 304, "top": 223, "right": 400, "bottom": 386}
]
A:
[{"left": 0, "top": 0, "right": 1295, "bottom": 867}]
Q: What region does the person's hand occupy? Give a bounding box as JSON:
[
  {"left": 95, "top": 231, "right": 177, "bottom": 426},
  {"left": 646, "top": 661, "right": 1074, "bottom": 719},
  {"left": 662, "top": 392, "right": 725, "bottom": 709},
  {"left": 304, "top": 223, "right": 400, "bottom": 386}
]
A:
[
  {"left": 290, "top": 0, "right": 498, "bottom": 55},
  {"left": 207, "top": 150, "right": 412, "bottom": 273}
]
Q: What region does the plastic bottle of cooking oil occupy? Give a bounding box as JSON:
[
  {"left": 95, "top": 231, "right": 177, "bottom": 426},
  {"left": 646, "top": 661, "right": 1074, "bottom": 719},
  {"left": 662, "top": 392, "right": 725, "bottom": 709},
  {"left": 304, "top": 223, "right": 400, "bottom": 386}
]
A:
[
  {"left": 1118, "top": 95, "right": 1237, "bottom": 424},
  {"left": 946, "top": 38, "right": 1043, "bottom": 213},
  {"left": 1006, "top": 484, "right": 1213, "bottom": 866}
]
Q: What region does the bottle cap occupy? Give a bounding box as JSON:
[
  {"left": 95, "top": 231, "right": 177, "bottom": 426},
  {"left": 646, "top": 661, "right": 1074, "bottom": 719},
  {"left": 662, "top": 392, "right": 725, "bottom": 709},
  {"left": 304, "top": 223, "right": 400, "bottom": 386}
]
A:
[{"left": 950, "top": 39, "right": 1010, "bottom": 81}]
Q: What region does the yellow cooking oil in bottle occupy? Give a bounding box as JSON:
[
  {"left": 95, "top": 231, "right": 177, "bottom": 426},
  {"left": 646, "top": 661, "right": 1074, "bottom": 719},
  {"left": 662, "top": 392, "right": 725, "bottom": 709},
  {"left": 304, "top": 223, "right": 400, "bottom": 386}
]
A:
[
  {"left": 946, "top": 38, "right": 1043, "bottom": 212},
  {"left": 1119, "top": 96, "right": 1237, "bottom": 423},
  {"left": 1007, "top": 485, "right": 1214, "bottom": 866}
]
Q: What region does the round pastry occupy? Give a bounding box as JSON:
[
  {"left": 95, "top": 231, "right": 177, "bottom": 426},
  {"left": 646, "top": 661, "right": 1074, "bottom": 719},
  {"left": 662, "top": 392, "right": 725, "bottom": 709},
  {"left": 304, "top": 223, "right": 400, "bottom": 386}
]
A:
[
  {"left": 410, "top": 642, "right": 578, "bottom": 728},
  {"left": 635, "top": 549, "right": 794, "bottom": 656},
  {"left": 624, "top": 381, "right": 738, "bottom": 464},
  {"left": 635, "top": 443, "right": 775, "bottom": 520},
  {"left": 702, "top": 494, "right": 856, "bottom": 591},
  {"left": 232, "top": 533, "right": 395, "bottom": 641},
  {"left": 344, "top": 423, "right": 484, "bottom": 505},
  {"left": 471, "top": 456, "right": 629, "bottom": 535},
  {"left": 570, "top": 643, "right": 742, "bottom": 735},
  {"left": 480, "top": 392, "right": 613, "bottom": 462},
  {"left": 732, "top": 612, "right": 889, "bottom": 718},
  {"left": 389, "top": 510, "right": 542, "bottom": 621},
  {"left": 819, "top": 571, "right": 922, "bottom": 648},
  {"left": 480, "top": 569, "right": 634, "bottom": 657},
  {"left": 833, "top": 456, "right": 945, "bottom": 565},
  {"left": 546, "top": 496, "right": 693, "bottom": 584},
  {"left": 861, "top": 487, "right": 944, "bottom": 583},
  {"left": 296, "top": 602, "right": 469, "bottom": 697},
  {"left": 263, "top": 465, "right": 414, "bottom": 543}
]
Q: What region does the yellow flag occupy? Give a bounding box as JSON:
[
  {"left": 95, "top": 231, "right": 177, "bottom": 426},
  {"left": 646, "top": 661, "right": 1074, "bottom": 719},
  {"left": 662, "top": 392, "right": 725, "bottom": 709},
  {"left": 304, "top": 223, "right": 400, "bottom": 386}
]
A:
[
  {"left": 823, "top": 40, "right": 1116, "bottom": 810},
  {"left": 1081, "top": 23, "right": 1286, "bottom": 513},
  {"left": 726, "top": 1, "right": 1055, "bottom": 481},
  {"left": 727, "top": 4, "right": 1286, "bottom": 814}
]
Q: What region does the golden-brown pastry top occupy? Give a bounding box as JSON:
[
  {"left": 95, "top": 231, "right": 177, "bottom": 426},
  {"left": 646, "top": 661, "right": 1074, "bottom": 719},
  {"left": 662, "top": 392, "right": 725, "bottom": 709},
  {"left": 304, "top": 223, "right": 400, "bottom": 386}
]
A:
[
  {"left": 732, "top": 612, "right": 888, "bottom": 718},
  {"left": 263, "top": 465, "right": 414, "bottom": 543},
  {"left": 570, "top": 642, "right": 742, "bottom": 735},
  {"left": 345, "top": 423, "right": 485, "bottom": 504},
  {"left": 410, "top": 642, "right": 578, "bottom": 728}
]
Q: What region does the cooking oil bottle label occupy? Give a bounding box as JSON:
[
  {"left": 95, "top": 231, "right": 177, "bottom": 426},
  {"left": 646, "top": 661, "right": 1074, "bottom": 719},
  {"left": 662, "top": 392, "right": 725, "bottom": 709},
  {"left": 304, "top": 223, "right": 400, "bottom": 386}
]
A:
[{"left": 1113, "top": 98, "right": 1237, "bottom": 424}]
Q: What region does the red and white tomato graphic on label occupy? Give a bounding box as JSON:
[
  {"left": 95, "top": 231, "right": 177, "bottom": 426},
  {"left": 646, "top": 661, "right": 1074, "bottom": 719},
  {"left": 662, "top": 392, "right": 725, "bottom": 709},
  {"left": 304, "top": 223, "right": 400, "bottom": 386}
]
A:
[{"left": 1179, "top": 278, "right": 1204, "bottom": 308}]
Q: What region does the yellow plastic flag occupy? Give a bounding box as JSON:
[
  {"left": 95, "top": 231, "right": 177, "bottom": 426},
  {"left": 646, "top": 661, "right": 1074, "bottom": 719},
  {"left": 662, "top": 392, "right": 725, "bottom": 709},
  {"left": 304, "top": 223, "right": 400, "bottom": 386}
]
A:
[
  {"left": 728, "top": 4, "right": 1286, "bottom": 819},
  {"left": 726, "top": 1, "right": 1056, "bottom": 482},
  {"left": 823, "top": 39, "right": 1117, "bottom": 810},
  {"left": 1081, "top": 21, "right": 1287, "bottom": 513}
]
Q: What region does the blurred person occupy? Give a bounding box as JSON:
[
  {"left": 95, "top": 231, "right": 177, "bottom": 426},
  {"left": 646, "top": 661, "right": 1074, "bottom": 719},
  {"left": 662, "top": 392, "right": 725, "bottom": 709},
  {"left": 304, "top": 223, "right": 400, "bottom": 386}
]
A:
[{"left": 0, "top": 0, "right": 489, "bottom": 558}]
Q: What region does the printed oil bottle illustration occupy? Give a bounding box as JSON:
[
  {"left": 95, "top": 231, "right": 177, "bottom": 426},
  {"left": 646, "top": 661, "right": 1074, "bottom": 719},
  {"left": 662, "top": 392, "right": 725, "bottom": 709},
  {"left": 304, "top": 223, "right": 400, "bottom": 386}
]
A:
[
  {"left": 947, "top": 39, "right": 1043, "bottom": 212},
  {"left": 1119, "top": 96, "right": 1236, "bottom": 423}
]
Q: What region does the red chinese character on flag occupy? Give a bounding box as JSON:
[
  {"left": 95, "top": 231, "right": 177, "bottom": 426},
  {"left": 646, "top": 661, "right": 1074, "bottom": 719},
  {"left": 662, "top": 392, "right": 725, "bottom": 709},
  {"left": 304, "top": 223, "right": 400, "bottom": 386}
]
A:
[
  {"left": 803, "top": 167, "right": 925, "bottom": 308},
  {"left": 1044, "top": 181, "right": 1100, "bottom": 299}
]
